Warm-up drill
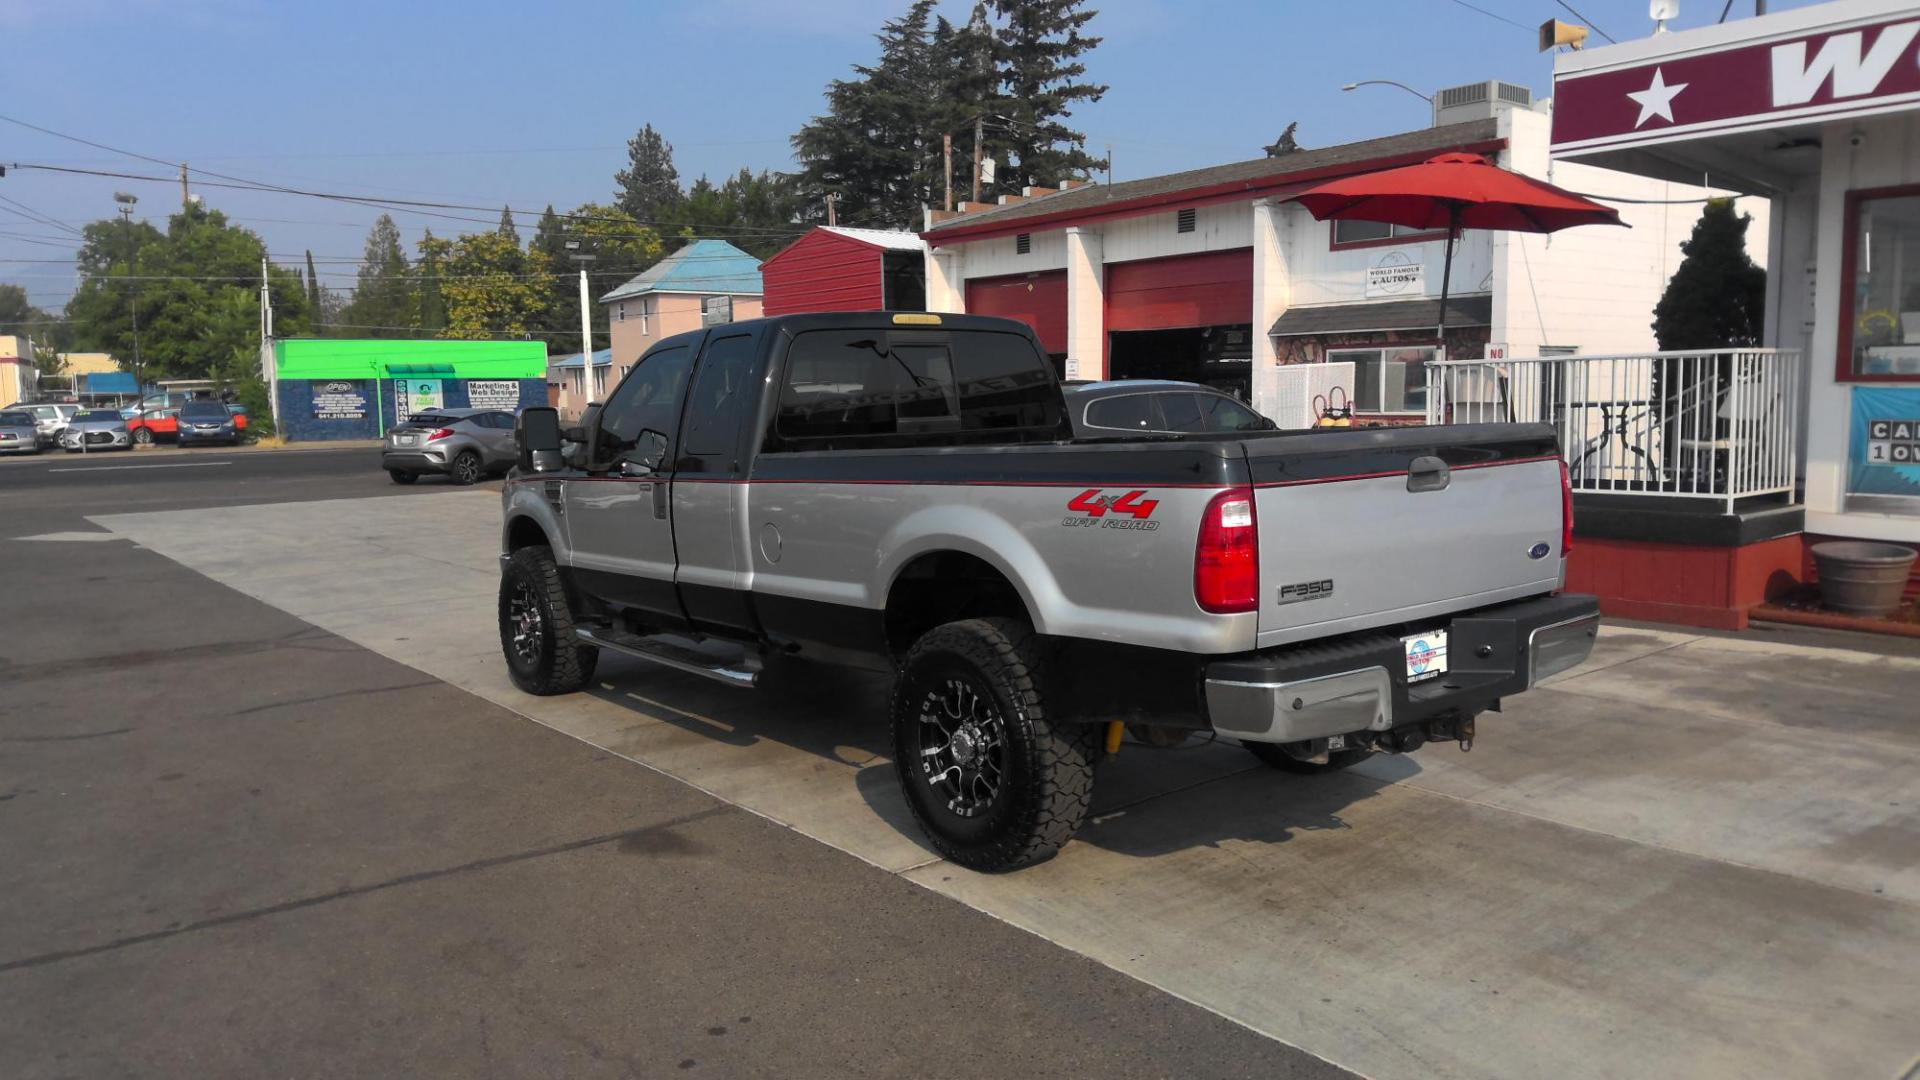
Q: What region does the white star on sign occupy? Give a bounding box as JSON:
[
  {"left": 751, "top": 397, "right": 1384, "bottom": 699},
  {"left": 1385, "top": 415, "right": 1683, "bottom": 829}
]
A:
[{"left": 1626, "top": 67, "right": 1688, "bottom": 128}]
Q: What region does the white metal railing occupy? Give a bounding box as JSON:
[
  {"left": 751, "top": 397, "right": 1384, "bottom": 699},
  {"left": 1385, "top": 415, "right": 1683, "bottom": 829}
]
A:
[{"left": 1426, "top": 349, "right": 1802, "bottom": 509}]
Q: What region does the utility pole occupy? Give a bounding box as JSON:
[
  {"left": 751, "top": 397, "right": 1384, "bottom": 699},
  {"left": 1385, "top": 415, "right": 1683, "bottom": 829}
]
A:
[
  {"left": 180, "top": 163, "right": 190, "bottom": 209},
  {"left": 114, "top": 192, "right": 143, "bottom": 399},
  {"left": 972, "top": 115, "right": 985, "bottom": 203},
  {"left": 260, "top": 255, "right": 280, "bottom": 433},
  {"left": 825, "top": 193, "right": 837, "bottom": 226},
  {"left": 564, "top": 240, "right": 595, "bottom": 382},
  {"left": 943, "top": 133, "right": 953, "bottom": 212}
]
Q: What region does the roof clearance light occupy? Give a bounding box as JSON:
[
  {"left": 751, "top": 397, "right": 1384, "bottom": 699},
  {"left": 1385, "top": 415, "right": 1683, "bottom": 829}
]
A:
[{"left": 892, "top": 313, "right": 943, "bottom": 325}]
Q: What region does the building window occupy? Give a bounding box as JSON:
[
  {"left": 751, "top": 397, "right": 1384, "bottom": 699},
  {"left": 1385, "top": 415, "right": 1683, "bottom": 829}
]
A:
[
  {"left": 1331, "top": 219, "right": 1445, "bottom": 248},
  {"left": 1326, "top": 345, "right": 1438, "bottom": 413},
  {"left": 1842, "top": 185, "right": 1920, "bottom": 380},
  {"left": 616, "top": 303, "right": 626, "bottom": 323},
  {"left": 640, "top": 298, "right": 651, "bottom": 336},
  {"left": 1176, "top": 207, "right": 1197, "bottom": 234},
  {"left": 1016, "top": 233, "right": 1032, "bottom": 254}
]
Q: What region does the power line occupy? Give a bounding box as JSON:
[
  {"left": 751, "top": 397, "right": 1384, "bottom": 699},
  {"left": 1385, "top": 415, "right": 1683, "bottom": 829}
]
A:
[
  {"left": 6, "top": 160, "right": 807, "bottom": 239},
  {"left": 1443, "top": 0, "right": 1531, "bottom": 32},
  {"left": 1554, "top": 0, "right": 1616, "bottom": 43},
  {"left": 0, "top": 194, "right": 84, "bottom": 236}
]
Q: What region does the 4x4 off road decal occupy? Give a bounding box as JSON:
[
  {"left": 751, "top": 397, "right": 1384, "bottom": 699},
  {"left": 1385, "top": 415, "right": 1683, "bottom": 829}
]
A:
[{"left": 1062, "top": 489, "right": 1160, "bottom": 531}]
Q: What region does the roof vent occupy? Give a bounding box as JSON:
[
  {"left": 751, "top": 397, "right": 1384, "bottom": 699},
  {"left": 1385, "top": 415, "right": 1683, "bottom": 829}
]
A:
[
  {"left": 1432, "top": 80, "right": 1535, "bottom": 127},
  {"left": 1016, "top": 232, "right": 1032, "bottom": 254},
  {"left": 1176, "top": 207, "right": 1197, "bottom": 234}
]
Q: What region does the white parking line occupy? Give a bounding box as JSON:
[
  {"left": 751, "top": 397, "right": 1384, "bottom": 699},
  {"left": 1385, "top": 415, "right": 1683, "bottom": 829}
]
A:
[{"left": 48, "top": 461, "right": 234, "bottom": 473}]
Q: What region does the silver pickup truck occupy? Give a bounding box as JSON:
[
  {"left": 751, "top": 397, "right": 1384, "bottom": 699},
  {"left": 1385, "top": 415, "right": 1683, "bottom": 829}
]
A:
[{"left": 499, "top": 312, "right": 1599, "bottom": 871}]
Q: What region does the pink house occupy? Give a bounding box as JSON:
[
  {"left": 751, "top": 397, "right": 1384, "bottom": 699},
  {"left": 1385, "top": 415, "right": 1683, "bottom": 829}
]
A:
[{"left": 599, "top": 239, "right": 765, "bottom": 379}]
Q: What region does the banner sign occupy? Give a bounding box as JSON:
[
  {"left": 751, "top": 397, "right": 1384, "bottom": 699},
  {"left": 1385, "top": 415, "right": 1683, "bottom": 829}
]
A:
[
  {"left": 396, "top": 378, "right": 443, "bottom": 415},
  {"left": 311, "top": 380, "right": 367, "bottom": 420},
  {"left": 1848, "top": 387, "right": 1920, "bottom": 499},
  {"left": 1555, "top": 14, "right": 1920, "bottom": 155},
  {"left": 468, "top": 380, "right": 521, "bottom": 410}
]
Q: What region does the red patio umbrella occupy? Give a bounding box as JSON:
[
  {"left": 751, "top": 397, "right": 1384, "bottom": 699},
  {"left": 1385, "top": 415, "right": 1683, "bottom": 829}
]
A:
[{"left": 1290, "top": 152, "right": 1626, "bottom": 341}]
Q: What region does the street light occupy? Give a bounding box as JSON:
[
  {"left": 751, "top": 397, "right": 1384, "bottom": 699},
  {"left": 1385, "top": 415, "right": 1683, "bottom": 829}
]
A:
[
  {"left": 564, "top": 239, "right": 596, "bottom": 389},
  {"left": 113, "top": 192, "right": 143, "bottom": 403},
  {"left": 1341, "top": 79, "right": 1435, "bottom": 104}
]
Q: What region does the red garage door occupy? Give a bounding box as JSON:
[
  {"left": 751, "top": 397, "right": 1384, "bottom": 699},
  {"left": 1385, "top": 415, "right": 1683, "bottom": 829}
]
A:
[
  {"left": 1104, "top": 249, "right": 1253, "bottom": 332},
  {"left": 966, "top": 271, "right": 1068, "bottom": 355}
]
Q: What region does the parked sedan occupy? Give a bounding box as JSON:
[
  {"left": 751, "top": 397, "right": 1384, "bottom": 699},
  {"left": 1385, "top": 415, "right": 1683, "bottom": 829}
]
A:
[
  {"left": 57, "top": 409, "right": 134, "bottom": 452},
  {"left": 382, "top": 408, "right": 518, "bottom": 485},
  {"left": 1064, "top": 380, "right": 1277, "bottom": 437},
  {"left": 176, "top": 399, "right": 241, "bottom": 446},
  {"left": 15, "top": 403, "right": 78, "bottom": 446},
  {"left": 0, "top": 409, "right": 42, "bottom": 454}
]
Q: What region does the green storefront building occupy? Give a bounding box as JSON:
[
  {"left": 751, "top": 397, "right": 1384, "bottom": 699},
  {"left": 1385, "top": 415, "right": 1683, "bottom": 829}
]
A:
[{"left": 272, "top": 339, "right": 549, "bottom": 441}]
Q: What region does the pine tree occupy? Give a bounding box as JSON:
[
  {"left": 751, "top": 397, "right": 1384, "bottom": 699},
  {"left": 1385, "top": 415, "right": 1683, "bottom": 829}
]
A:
[
  {"left": 1653, "top": 199, "right": 1766, "bottom": 349},
  {"left": 989, "top": 0, "right": 1107, "bottom": 193},
  {"left": 339, "top": 215, "right": 413, "bottom": 338},
  {"left": 794, "top": 0, "right": 969, "bottom": 227},
  {"left": 414, "top": 230, "right": 448, "bottom": 335},
  {"left": 304, "top": 250, "right": 323, "bottom": 328},
  {"left": 615, "top": 124, "right": 683, "bottom": 224},
  {"left": 497, "top": 206, "right": 520, "bottom": 245}
]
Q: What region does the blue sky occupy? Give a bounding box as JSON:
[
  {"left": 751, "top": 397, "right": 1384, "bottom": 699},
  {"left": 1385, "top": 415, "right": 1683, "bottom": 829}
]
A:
[{"left": 1, "top": 0, "right": 1818, "bottom": 311}]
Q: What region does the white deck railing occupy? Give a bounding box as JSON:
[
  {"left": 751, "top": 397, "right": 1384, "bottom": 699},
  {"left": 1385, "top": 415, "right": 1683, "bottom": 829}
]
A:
[{"left": 1425, "top": 349, "right": 1802, "bottom": 509}]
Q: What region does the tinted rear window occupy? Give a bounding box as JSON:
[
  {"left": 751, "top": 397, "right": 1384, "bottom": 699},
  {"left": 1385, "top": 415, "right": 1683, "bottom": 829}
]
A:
[
  {"left": 772, "top": 329, "right": 1061, "bottom": 449},
  {"left": 1083, "top": 394, "right": 1154, "bottom": 431}
]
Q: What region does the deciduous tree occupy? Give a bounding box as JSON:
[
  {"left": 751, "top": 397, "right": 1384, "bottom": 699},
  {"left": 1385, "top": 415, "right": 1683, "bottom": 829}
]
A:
[{"left": 440, "top": 231, "right": 549, "bottom": 340}]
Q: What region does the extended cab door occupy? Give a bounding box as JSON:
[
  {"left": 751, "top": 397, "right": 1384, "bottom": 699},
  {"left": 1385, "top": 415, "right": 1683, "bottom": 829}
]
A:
[
  {"left": 671, "top": 331, "right": 763, "bottom": 636},
  {"left": 562, "top": 342, "right": 694, "bottom": 626}
]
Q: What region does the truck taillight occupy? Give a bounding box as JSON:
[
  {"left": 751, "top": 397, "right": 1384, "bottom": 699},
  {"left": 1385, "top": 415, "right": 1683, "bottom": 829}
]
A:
[
  {"left": 1559, "top": 459, "right": 1575, "bottom": 557},
  {"left": 427, "top": 428, "right": 455, "bottom": 442},
  {"left": 1195, "top": 487, "right": 1259, "bottom": 614}
]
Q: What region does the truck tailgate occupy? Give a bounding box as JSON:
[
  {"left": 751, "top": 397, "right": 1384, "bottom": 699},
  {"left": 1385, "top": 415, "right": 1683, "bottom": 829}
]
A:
[{"left": 1245, "top": 423, "right": 1566, "bottom": 648}]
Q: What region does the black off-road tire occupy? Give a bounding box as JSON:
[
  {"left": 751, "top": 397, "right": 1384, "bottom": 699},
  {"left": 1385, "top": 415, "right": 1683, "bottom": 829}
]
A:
[
  {"left": 388, "top": 469, "right": 418, "bottom": 485},
  {"left": 451, "top": 451, "right": 483, "bottom": 486},
  {"left": 891, "top": 617, "right": 1097, "bottom": 872},
  {"left": 1242, "top": 740, "right": 1375, "bottom": 774},
  {"left": 499, "top": 545, "right": 598, "bottom": 695}
]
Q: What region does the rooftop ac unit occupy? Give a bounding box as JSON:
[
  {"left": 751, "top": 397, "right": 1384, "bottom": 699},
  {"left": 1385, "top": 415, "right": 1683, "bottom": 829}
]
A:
[{"left": 1433, "top": 80, "right": 1535, "bottom": 127}]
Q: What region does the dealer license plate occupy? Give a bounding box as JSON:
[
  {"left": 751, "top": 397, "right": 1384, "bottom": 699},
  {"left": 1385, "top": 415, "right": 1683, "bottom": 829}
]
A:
[
  {"left": 1403, "top": 629, "right": 1448, "bottom": 682},
  {"left": 397, "top": 435, "right": 417, "bottom": 446}
]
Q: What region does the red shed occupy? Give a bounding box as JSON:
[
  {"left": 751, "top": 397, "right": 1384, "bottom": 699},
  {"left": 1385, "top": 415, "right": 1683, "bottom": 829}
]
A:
[{"left": 760, "top": 226, "right": 928, "bottom": 316}]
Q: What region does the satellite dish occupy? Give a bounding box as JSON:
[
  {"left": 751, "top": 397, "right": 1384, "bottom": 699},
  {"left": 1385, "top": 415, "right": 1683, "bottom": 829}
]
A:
[{"left": 1650, "top": 0, "right": 1679, "bottom": 32}]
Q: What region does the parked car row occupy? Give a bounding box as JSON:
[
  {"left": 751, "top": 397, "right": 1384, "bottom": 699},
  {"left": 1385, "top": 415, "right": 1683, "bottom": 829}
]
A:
[{"left": 0, "top": 396, "right": 252, "bottom": 455}]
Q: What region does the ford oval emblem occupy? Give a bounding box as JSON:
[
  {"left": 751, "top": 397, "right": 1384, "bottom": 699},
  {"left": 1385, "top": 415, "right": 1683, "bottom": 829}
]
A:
[{"left": 1527, "top": 542, "right": 1552, "bottom": 560}]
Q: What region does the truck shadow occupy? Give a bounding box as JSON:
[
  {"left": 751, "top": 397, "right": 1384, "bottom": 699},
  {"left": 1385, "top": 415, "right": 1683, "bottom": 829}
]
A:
[{"left": 579, "top": 651, "right": 1410, "bottom": 866}]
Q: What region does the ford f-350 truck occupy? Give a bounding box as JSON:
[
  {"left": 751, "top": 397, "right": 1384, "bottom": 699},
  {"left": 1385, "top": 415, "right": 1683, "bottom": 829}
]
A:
[{"left": 499, "top": 312, "right": 1599, "bottom": 871}]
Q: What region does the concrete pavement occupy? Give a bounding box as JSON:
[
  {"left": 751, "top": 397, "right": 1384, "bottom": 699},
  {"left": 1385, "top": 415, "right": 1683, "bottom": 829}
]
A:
[
  {"left": 2, "top": 457, "right": 1340, "bottom": 1079},
  {"left": 85, "top": 488, "right": 1920, "bottom": 1080}
]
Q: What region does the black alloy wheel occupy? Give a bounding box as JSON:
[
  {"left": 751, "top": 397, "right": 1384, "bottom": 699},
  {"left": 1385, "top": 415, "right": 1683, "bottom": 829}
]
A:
[
  {"left": 451, "top": 451, "right": 482, "bottom": 485},
  {"left": 498, "top": 545, "right": 596, "bottom": 695},
  {"left": 891, "top": 618, "right": 1096, "bottom": 872}
]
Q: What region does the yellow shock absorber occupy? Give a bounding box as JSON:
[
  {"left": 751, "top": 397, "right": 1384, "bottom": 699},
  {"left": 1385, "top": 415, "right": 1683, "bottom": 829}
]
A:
[{"left": 1104, "top": 720, "right": 1125, "bottom": 755}]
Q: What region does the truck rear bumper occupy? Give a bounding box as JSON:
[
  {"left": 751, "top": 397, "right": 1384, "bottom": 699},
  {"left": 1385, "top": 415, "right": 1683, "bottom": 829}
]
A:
[{"left": 1203, "top": 594, "right": 1599, "bottom": 745}]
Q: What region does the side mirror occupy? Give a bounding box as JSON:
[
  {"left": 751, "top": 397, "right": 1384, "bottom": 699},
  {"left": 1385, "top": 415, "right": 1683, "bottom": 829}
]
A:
[{"left": 517, "top": 407, "right": 566, "bottom": 473}]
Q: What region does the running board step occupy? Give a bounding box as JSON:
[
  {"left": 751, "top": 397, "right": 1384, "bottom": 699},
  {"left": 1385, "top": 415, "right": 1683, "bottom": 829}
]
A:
[{"left": 574, "top": 626, "right": 763, "bottom": 689}]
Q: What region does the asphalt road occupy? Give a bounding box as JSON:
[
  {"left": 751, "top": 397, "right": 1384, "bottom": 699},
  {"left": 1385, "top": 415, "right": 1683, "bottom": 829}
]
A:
[{"left": 0, "top": 446, "right": 1344, "bottom": 1079}]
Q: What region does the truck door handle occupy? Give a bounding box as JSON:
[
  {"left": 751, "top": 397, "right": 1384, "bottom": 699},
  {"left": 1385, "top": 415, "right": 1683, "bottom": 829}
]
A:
[
  {"left": 1407, "top": 456, "right": 1450, "bottom": 493},
  {"left": 653, "top": 481, "right": 668, "bottom": 519}
]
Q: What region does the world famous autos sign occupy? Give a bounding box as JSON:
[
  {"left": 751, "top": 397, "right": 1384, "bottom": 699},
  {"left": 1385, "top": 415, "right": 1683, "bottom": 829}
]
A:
[{"left": 1553, "top": 6, "right": 1920, "bottom": 155}]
